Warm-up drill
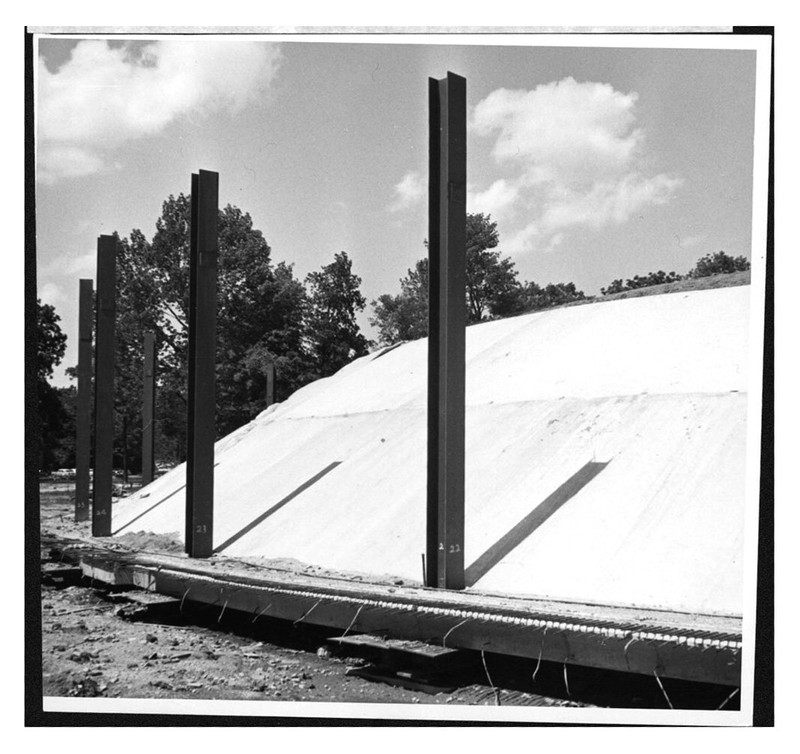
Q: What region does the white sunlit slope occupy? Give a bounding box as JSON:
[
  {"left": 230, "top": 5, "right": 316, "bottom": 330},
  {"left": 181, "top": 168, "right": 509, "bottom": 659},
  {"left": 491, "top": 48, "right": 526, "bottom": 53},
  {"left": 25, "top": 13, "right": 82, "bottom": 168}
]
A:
[{"left": 112, "top": 284, "right": 753, "bottom": 617}]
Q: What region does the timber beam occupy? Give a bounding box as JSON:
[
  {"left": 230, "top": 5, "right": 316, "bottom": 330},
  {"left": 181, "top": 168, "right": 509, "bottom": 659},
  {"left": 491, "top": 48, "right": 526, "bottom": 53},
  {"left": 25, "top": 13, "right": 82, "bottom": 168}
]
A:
[{"left": 45, "top": 534, "right": 742, "bottom": 687}]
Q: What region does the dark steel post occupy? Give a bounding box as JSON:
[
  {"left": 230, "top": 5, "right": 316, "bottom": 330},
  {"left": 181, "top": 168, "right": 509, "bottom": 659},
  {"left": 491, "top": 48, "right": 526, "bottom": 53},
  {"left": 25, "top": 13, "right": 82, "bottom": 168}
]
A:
[
  {"left": 185, "top": 170, "right": 219, "bottom": 558},
  {"left": 185, "top": 173, "right": 199, "bottom": 553},
  {"left": 265, "top": 361, "right": 275, "bottom": 408},
  {"left": 141, "top": 331, "right": 156, "bottom": 486},
  {"left": 92, "top": 235, "right": 116, "bottom": 537},
  {"left": 426, "top": 72, "right": 467, "bottom": 590},
  {"left": 75, "top": 278, "right": 93, "bottom": 522},
  {"left": 426, "top": 77, "right": 442, "bottom": 587}
]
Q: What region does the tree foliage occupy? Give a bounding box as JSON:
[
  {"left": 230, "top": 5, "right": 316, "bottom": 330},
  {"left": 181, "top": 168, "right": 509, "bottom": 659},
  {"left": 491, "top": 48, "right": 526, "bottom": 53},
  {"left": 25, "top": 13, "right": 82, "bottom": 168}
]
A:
[
  {"left": 36, "top": 300, "right": 68, "bottom": 471},
  {"left": 601, "top": 270, "right": 684, "bottom": 296},
  {"left": 521, "top": 281, "right": 586, "bottom": 310},
  {"left": 370, "top": 259, "right": 430, "bottom": 346},
  {"left": 689, "top": 251, "right": 751, "bottom": 278},
  {"left": 36, "top": 299, "right": 67, "bottom": 382},
  {"left": 305, "top": 251, "right": 370, "bottom": 378},
  {"left": 464, "top": 214, "right": 526, "bottom": 322},
  {"left": 370, "top": 213, "right": 585, "bottom": 346},
  {"left": 601, "top": 251, "right": 751, "bottom": 295},
  {"left": 111, "top": 195, "right": 368, "bottom": 467}
]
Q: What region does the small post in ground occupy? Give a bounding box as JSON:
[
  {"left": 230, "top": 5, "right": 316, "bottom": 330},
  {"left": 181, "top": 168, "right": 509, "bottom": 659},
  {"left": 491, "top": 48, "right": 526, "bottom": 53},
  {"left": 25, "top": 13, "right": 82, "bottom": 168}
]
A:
[
  {"left": 141, "top": 331, "right": 156, "bottom": 486},
  {"left": 265, "top": 361, "right": 275, "bottom": 409}
]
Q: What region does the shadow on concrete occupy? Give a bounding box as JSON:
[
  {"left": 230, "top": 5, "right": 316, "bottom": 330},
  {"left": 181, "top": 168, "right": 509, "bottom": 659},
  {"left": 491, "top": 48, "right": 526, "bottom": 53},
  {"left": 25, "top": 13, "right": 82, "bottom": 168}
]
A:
[
  {"left": 465, "top": 460, "right": 609, "bottom": 588},
  {"left": 214, "top": 461, "right": 342, "bottom": 554},
  {"left": 112, "top": 462, "right": 220, "bottom": 536}
]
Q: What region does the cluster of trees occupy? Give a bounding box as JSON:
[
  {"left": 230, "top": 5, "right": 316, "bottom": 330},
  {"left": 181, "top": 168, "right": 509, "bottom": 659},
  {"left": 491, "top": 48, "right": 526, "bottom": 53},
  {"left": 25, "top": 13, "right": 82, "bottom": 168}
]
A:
[
  {"left": 38, "top": 195, "right": 370, "bottom": 472},
  {"left": 37, "top": 198, "right": 752, "bottom": 473},
  {"left": 601, "top": 251, "right": 751, "bottom": 296},
  {"left": 110, "top": 196, "right": 370, "bottom": 468},
  {"left": 370, "top": 213, "right": 585, "bottom": 346},
  {"left": 36, "top": 300, "right": 72, "bottom": 472}
]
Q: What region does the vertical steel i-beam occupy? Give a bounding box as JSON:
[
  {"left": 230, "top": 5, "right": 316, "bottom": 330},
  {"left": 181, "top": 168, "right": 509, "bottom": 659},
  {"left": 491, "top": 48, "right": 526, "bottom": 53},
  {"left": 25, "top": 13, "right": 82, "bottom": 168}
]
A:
[
  {"left": 185, "top": 170, "right": 219, "bottom": 558},
  {"left": 426, "top": 72, "right": 467, "bottom": 590},
  {"left": 93, "top": 236, "right": 116, "bottom": 537},
  {"left": 185, "top": 173, "right": 199, "bottom": 553},
  {"left": 141, "top": 331, "right": 156, "bottom": 486},
  {"left": 75, "top": 278, "right": 93, "bottom": 522}
]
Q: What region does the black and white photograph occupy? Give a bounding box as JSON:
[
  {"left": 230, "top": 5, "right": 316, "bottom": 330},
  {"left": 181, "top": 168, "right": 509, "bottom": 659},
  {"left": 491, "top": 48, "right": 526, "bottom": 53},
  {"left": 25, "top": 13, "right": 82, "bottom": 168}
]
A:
[{"left": 27, "top": 26, "right": 773, "bottom": 726}]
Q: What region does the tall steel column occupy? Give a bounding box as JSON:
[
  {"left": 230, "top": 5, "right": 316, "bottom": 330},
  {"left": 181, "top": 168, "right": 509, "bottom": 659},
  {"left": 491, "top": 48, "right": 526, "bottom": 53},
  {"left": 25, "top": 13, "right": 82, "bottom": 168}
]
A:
[
  {"left": 75, "top": 278, "right": 93, "bottom": 522},
  {"left": 141, "top": 331, "right": 156, "bottom": 486},
  {"left": 426, "top": 72, "right": 467, "bottom": 590},
  {"left": 185, "top": 170, "right": 219, "bottom": 558},
  {"left": 185, "top": 173, "right": 198, "bottom": 553},
  {"left": 92, "top": 235, "right": 117, "bottom": 537}
]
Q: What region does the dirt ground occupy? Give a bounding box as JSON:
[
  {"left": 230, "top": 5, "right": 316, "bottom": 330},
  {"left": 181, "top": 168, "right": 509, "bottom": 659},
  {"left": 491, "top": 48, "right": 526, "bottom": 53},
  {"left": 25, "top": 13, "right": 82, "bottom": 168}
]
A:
[
  {"left": 39, "top": 482, "right": 581, "bottom": 709},
  {"left": 37, "top": 482, "right": 739, "bottom": 713},
  {"left": 41, "top": 579, "right": 457, "bottom": 704}
]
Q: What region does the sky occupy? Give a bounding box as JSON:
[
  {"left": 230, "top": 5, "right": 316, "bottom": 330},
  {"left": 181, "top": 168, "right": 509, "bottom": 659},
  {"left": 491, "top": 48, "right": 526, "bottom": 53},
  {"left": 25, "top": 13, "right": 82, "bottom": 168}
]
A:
[{"left": 34, "top": 32, "right": 763, "bottom": 388}]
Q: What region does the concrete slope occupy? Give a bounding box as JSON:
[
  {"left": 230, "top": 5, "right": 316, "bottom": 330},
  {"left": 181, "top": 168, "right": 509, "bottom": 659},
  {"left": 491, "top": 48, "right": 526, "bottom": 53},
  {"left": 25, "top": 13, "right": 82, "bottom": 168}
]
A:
[{"left": 113, "top": 285, "right": 752, "bottom": 617}]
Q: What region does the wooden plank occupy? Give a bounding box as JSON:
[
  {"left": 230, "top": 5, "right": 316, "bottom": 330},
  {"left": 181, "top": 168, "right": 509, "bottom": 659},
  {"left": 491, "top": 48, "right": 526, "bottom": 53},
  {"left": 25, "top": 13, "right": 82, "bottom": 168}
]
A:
[
  {"left": 52, "top": 539, "right": 741, "bottom": 686},
  {"left": 41, "top": 564, "right": 84, "bottom": 585},
  {"left": 331, "top": 634, "right": 462, "bottom": 660},
  {"left": 345, "top": 666, "right": 458, "bottom": 694}
]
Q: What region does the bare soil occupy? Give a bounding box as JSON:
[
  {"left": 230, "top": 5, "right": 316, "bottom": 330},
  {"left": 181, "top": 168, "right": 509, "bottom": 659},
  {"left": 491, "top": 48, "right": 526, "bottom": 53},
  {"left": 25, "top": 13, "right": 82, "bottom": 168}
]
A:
[
  {"left": 38, "top": 483, "right": 739, "bottom": 712},
  {"left": 39, "top": 484, "right": 578, "bottom": 708}
]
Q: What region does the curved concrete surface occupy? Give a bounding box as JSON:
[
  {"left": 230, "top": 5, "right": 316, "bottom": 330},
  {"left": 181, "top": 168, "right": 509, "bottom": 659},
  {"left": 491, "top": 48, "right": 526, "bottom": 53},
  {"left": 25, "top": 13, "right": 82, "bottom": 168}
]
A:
[{"left": 113, "top": 284, "right": 752, "bottom": 617}]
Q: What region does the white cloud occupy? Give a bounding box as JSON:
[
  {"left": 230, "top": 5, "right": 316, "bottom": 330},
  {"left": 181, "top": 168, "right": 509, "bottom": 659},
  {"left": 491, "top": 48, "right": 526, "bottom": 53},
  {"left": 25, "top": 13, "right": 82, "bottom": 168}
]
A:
[
  {"left": 40, "top": 248, "right": 97, "bottom": 278},
  {"left": 390, "top": 170, "right": 426, "bottom": 212},
  {"left": 38, "top": 282, "right": 64, "bottom": 305},
  {"left": 473, "top": 79, "right": 642, "bottom": 186},
  {"left": 471, "top": 77, "right": 681, "bottom": 254},
  {"left": 539, "top": 173, "right": 682, "bottom": 231},
  {"left": 36, "top": 145, "right": 107, "bottom": 185},
  {"left": 37, "top": 40, "right": 282, "bottom": 183},
  {"left": 467, "top": 178, "right": 519, "bottom": 221}
]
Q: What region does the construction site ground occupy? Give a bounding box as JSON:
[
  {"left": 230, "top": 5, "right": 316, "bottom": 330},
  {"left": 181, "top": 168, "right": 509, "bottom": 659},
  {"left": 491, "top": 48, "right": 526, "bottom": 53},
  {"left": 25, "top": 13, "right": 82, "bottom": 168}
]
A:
[{"left": 38, "top": 482, "right": 740, "bottom": 713}]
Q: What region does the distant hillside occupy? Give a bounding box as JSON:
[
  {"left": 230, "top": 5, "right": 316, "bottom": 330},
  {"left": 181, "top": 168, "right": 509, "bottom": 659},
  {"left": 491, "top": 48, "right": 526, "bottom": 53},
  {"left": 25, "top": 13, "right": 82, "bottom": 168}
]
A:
[
  {"left": 522, "top": 270, "right": 751, "bottom": 318},
  {"left": 597, "top": 270, "right": 750, "bottom": 303},
  {"left": 408, "top": 270, "right": 752, "bottom": 336}
]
